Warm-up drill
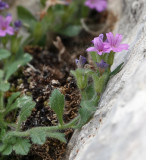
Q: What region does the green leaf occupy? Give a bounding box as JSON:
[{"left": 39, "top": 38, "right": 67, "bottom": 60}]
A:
[
  {"left": 0, "top": 129, "right": 6, "bottom": 141},
  {"left": 5, "top": 53, "right": 32, "bottom": 80},
  {"left": 0, "top": 49, "right": 11, "bottom": 60},
  {"left": 49, "top": 89, "right": 65, "bottom": 125},
  {"left": 1, "top": 134, "right": 31, "bottom": 155},
  {"left": 109, "top": 62, "right": 124, "bottom": 77},
  {"left": 13, "top": 138, "right": 31, "bottom": 155},
  {"left": 6, "top": 92, "right": 21, "bottom": 112},
  {"left": 71, "top": 69, "right": 88, "bottom": 90},
  {"left": 17, "top": 96, "right": 35, "bottom": 125},
  {"left": 77, "top": 93, "right": 99, "bottom": 129},
  {"left": 0, "top": 144, "right": 13, "bottom": 155},
  {"left": 92, "top": 73, "right": 108, "bottom": 94},
  {"left": 7, "top": 92, "right": 21, "bottom": 107},
  {"left": 107, "top": 51, "right": 115, "bottom": 66},
  {"left": 90, "top": 51, "right": 102, "bottom": 63},
  {"left": 83, "top": 84, "right": 95, "bottom": 100},
  {"left": 0, "top": 81, "right": 10, "bottom": 92},
  {"left": 32, "top": 22, "right": 43, "bottom": 43},
  {"left": 0, "top": 70, "right": 4, "bottom": 79},
  {"left": 30, "top": 129, "right": 46, "bottom": 145},
  {"left": 60, "top": 25, "right": 81, "bottom": 37},
  {"left": 77, "top": 107, "right": 94, "bottom": 129},
  {"left": 47, "top": 132, "right": 66, "bottom": 143},
  {"left": 4, "top": 94, "right": 23, "bottom": 116},
  {"left": 17, "top": 6, "right": 37, "bottom": 26}
]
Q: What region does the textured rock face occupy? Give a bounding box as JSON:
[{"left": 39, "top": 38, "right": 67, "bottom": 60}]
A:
[{"left": 66, "top": 0, "right": 146, "bottom": 160}]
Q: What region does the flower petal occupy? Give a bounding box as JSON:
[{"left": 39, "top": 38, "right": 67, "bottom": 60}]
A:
[
  {"left": 6, "top": 26, "right": 14, "bottom": 35},
  {"left": 114, "top": 34, "right": 122, "bottom": 46},
  {"left": 0, "top": 29, "right": 6, "bottom": 37},
  {"left": 99, "top": 34, "right": 104, "bottom": 40},
  {"left": 86, "top": 47, "right": 97, "bottom": 52},
  {"left": 5, "top": 15, "right": 12, "bottom": 26},
  {"left": 118, "top": 44, "right": 129, "bottom": 50},
  {"left": 106, "top": 32, "right": 114, "bottom": 46}
]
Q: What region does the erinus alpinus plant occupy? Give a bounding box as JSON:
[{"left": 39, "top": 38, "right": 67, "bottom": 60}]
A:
[{"left": 0, "top": 0, "right": 129, "bottom": 157}]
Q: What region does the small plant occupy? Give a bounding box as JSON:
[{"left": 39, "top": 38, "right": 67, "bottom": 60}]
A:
[
  {"left": 0, "top": 32, "right": 128, "bottom": 155},
  {"left": 71, "top": 32, "right": 129, "bottom": 127},
  {"left": 16, "top": 0, "right": 90, "bottom": 46},
  {"left": 0, "top": 0, "right": 129, "bottom": 157}
]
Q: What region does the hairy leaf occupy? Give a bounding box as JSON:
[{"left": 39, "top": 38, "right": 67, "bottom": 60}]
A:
[
  {"left": 92, "top": 73, "right": 108, "bottom": 94},
  {"left": 0, "top": 49, "right": 11, "bottom": 60},
  {"left": 0, "top": 81, "right": 10, "bottom": 92},
  {"left": 82, "top": 84, "right": 95, "bottom": 100},
  {"left": 30, "top": 129, "right": 46, "bottom": 145},
  {"left": 0, "top": 144, "right": 13, "bottom": 155},
  {"left": 49, "top": 89, "right": 65, "bottom": 125},
  {"left": 13, "top": 138, "right": 31, "bottom": 155},
  {"left": 77, "top": 107, "right": 94, "bottom": 129},
  {"left": 47, "top": 132, "right": 66, "bottom": 143},
  {"left": 90, "top": 51, "right": 102, "bottom": 64},
  {"left": 5, "top": 53, "right": 32, "bottom": 80},
  {"left": 71, "top": 69, "right": 88, "bottom": 90},
  {"left": 0, "top": 70, "right": 4, "bottom": 79},
  {"left": 6, "top": 92, "right": 21, "bottom": 108},
  {"left": 17, "top": 96, "right": 35, "bottom": 125},
  {"left": 5, "top": 92, "right": 21, "bottom": 115}
]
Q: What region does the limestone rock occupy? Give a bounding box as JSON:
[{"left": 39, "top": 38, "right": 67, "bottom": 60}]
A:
[{"left": 66, "top": 0, "right": 146, "bottom": 159}]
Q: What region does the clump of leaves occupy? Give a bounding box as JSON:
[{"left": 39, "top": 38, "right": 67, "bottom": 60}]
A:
[
  {"left": 0, "top": 41, "right": 125, "bottom": 156},
  {"left": 17, "top": 0, "right": 89, "bottom": 46}
]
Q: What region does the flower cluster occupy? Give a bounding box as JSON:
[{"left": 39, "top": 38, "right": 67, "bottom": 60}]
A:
[
  {"left": 0, "top": 0, "right": 22, "bottom": 37},
  {"left": 0, "top": 0, "right": 9, "bottom": 11},
  {"left": 0, "top": 15, "right": 22, "bottom": 37},
  {"left": 85, "top": 0, "right": 107, "bottom": 12},
  {"left": 0, "top": 15, "right": 14, "bottom": 37},
  {"left": 86, "top": 32, "right": 129, "bottom": 55}
]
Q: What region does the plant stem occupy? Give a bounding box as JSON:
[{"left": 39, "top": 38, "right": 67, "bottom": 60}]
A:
[
  {"left": 0, "top": 91, "right": 4, "bottom": 111},
  {"left": 4, "top": 116, "right": 80, "bottom": 139}
]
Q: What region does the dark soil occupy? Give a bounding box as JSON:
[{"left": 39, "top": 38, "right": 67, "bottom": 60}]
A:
[{"left": 5, "top": 10, "right": 116, "bottom": 160}]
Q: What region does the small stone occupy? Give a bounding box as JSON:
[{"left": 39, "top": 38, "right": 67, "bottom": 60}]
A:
[
  {"left": 67, "top": 77, "right": 72, "bottom": 82},
  {"left": 51, "top": 80, "right": 60, "bottom": 86}
]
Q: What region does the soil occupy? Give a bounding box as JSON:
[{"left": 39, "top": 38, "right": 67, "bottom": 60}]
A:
[{"left": 5, "top": 10, "right": 116, "bottom": 160}]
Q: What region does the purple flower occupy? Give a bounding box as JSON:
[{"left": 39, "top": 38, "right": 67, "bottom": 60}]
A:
[
  {"left": 14, "top": 20, "right": 22, "bottom": 32},
  {"left": 96, "top": 60, "right": 108, "bottom": 69},
  {"left": 85, "top": 0, "right": 107, "bottom": 12},
  {"left": 86, "top": 34, "right": 110, "bottom": 55},
  {"left": 0, "top": 0, "right": 9, "bottom": 11},
  {"left": 104, "top": 32, "right": 129, "bottom": 52},
  {"left": 75, "top": 55, "right": 87, "bottom": 68},
  {"left": 0, "top": 15, "right": 14, "bottom": 37}
]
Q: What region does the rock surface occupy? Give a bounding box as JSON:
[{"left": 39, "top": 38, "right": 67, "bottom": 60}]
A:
[{"left": 65, "top": 0, "right": 146, "bottom": 159}]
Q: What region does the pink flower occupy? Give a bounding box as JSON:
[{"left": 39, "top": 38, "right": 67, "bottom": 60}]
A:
[
  {"left": 85, "top": 0, "right": 107, "bottom": 12},
  {"left": 105, "top": 32, "right": 129, "bottom": 52},
  {"left": 0, "top": 15, "right": 14, "bottom": 37},
  {"left": 86, "top": 34, "right": 110, "bottom": 55}
]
